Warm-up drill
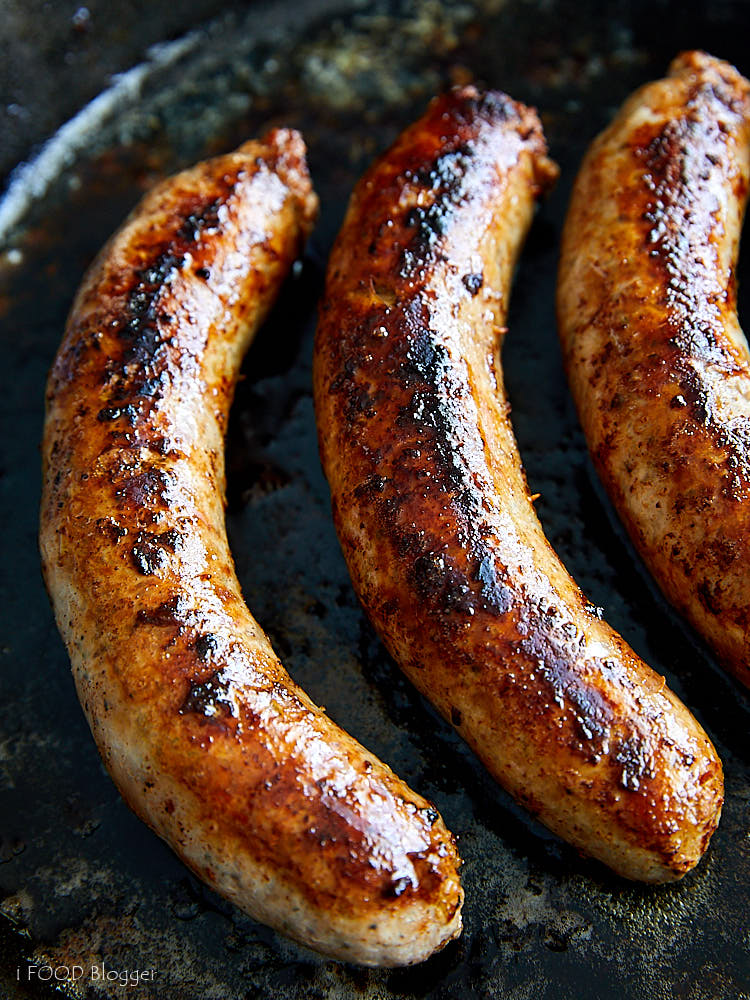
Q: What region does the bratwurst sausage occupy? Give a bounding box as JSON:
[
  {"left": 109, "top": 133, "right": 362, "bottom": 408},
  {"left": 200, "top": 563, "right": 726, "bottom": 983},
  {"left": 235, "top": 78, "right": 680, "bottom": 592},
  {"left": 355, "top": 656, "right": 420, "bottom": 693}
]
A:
[
  {"left": 39, "top": 130, "right": 463, "bottom": 966},
  {"left": 314, "top": 87, "right": 723, "bottom": 882},
  {"left": 557, "top": 51, "right": 750, "bottom": 689}
]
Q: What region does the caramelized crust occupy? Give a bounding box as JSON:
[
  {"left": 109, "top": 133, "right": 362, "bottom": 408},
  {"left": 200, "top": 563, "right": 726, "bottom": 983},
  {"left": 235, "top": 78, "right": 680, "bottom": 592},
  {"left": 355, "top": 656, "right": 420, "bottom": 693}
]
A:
[
  {"left": 40, "top": 130, "right": 463, "bottom": 966},
  {"left": 557, "top": 52, "right": 750, "bottom": 688},
  {"left": 315, "top": 87, "right": 723, "bottom": 882}
]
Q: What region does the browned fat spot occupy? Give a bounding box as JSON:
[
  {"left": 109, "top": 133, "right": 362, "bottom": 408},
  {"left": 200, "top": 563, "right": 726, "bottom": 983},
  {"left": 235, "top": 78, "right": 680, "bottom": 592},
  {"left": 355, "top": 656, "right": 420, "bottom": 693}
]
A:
[
  {"left": 390, "top": 862, "right": 448, "bottom": 905},
  {"left": 462, "top": 271, "right": 484, "bottom": 294},
  {"left": 420, "top": 804, "right": 440, "bottom": 826},
  {"left": 96, "top": 517, "right": 128, "bottom": 543},
  {"left": 135, "top": 371, "right": 170, "bottom": 399},
  {"left": 151, "top": 435, "right": 178, "bottom": 457},
  {"left": 98, "top": 403, "right": 139, "bottom": 424},
  {"left": 344, "top": 384, "right": 377, "bottom": 424},
  {"left": 114, "top": 468, "right": 175, "bottom": 507},
  {"left": 399, "top": 144, "right": 475, "bottom": 278},
  {"left": 195, "top": 632, "right": 223, "bottom": 661},
  {"left": 136, "top": 593, "right": 193, "bottom": 627},
  {"left": 131, "top": 542, "right": 169, "bottom": 576},
  {"left": 175, "top": 197, "right": 225, "bottom": 243},
  {"left": 180, "top": 669, "right": 236, "bottom": 718},
  {"left": 449, "top": 87, "right": 522, "bottom": 128},
  {"left": 159, "top": 528, "right": 183, "bottom": 551},
  {"left": 114, "top": 250, "right": 186, "bottom": 381},
  {"left": 381, "top": 873, "right": 416, "bottom": 899},
  {"left": 411, "top": 549, "right": 474, "bottom": 616},
  {"left": 353, "top": 474, "right": 388, "bottom": 501},
  {"left": 130, "top": 527, "right": 183, "bottom": 575}
]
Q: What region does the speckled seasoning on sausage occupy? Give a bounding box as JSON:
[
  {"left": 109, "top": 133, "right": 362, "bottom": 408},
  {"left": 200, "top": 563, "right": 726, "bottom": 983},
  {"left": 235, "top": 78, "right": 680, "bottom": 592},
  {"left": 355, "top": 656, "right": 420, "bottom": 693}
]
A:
[
  {"left": 39, "top": 129, "right": 463, "bottom": 966},
  {"left": 557, "top": 52, "right": 750, "bottom": 690},
  {"left": 314, "top": 86, "right": 723, "bottom": 882}
]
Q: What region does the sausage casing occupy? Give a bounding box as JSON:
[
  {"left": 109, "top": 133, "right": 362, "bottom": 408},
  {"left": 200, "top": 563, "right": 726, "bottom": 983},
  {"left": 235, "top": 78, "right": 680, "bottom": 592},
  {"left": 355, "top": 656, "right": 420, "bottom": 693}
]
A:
[
  {"left": 314, "top": 87, "right": 723, "bottom": 882},
  {"left": 40, "top": 130, "right": 463, "bottom": 966}
]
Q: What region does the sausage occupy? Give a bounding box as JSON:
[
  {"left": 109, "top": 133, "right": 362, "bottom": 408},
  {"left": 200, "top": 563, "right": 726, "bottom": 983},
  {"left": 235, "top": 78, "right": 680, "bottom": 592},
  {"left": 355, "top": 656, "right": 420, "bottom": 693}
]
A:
[
  {"left": 39, "top": 129, "right": 463, "bottom": 966},
  {"left": 314, "top": 86, "right": 724, "bottom": 882},
  {"left": 557, "top": 52, "right": 750, "bottom": 689}
]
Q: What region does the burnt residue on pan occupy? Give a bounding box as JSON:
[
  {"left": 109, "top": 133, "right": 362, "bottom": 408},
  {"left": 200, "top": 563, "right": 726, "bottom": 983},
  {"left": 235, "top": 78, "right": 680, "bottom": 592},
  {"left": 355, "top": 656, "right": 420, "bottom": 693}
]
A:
[{"left": 1, "top": 1, "right": 749, "bottom": 998}]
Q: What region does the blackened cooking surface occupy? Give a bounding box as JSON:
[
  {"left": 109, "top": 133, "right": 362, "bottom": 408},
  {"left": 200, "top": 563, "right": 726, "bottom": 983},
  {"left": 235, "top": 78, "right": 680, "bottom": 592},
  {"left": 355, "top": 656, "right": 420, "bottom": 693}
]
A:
[{"left": 1, "top": 1, "right": 749, "bottom": 997}]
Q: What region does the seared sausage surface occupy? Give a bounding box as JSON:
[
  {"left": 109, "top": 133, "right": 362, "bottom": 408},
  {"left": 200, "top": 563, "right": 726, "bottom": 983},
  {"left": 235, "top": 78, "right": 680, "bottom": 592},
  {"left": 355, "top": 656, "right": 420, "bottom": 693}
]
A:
[
  {"left": 40, "top": 130, "right": 463, "bottom": 966},
  {"left": 315, "top": 87, "right": 723, "bottom": 882},
  {"left": 557, "top": 52, "right": 750, "bottom": 689}
]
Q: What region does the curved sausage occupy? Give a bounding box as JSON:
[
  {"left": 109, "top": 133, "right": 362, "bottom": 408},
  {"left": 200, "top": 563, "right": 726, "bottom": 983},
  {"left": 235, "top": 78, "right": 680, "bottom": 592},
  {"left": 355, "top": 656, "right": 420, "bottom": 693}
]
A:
[
  {"left": 557, "top": 51, "right": 750, "bottom": 689},
  {"left": 39, "top": 129, "right": 463, "bottom": 966},
  {"left": 314, "top": 87, "right": 724, "bottom": 882}
]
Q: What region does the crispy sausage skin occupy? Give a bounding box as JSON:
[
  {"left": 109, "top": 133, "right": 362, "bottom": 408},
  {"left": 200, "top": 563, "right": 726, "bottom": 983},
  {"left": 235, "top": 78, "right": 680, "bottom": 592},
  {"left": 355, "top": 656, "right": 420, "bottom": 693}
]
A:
[
  {"left": 557, "top": 51, "right": 750, "bottom": 689},
  {"left": 314, "top": 87, "right": 724, "bottom": 882},
  {"left": 39, "top": 130, "right": 463, "bottom": 966}
]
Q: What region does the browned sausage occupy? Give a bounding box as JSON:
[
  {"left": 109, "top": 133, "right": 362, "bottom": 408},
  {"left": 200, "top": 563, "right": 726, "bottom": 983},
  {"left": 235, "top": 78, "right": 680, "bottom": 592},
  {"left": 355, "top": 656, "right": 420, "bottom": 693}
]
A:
[
  {"left": 557, "top": 51, "right": 750, "bottom": 689},
  {"left": 314, "top": 86, "right": 723, "bottom": 882},
  {"left": 39, "top": 129, "right": 463, "bottom": 966}
]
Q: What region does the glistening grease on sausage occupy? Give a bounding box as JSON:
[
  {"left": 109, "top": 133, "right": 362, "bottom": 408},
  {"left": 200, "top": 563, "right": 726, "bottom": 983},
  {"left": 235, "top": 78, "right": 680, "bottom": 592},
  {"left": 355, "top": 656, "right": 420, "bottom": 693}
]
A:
[
  {"left": 39, "top": 130, "right": 463, "bottom": 966},
  {"left": 557, "top": 51, "right": 750, "bottom": 690},
  {"left": 314, "top": 87, "right": 724, "bottom": 882}
]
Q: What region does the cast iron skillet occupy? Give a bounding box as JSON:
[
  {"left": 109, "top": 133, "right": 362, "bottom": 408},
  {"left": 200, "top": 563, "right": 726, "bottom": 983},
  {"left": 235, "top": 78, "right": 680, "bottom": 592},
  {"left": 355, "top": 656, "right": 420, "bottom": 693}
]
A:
[{"left": 1, "top": 2, "right": 749, "bottom": 997}]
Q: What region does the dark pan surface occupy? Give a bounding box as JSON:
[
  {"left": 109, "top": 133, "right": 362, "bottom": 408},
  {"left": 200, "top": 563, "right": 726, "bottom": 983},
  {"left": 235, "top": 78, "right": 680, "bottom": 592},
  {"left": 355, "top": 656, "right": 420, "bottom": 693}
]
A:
[{"left": 1, "top": 1, "right": 749, "bottom": 997}]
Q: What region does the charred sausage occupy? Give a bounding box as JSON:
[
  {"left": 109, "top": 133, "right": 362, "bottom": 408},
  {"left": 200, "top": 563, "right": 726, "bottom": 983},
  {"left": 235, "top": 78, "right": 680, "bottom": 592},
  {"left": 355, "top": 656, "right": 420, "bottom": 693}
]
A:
[
  {"left": 314, "top": 87, "right": 723, "bottom": 882},
  {"left": 557, "top": 52, "right": 750, "bottom": 689},
  {"left": 40, "top": 130, "right": 463, "bottom": 966}
]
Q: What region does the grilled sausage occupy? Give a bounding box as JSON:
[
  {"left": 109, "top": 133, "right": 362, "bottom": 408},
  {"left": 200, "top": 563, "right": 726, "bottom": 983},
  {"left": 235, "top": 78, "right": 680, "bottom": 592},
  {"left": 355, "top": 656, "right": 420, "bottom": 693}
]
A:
[
  {"left": 314, "top": 87, "right": 724, "bottom": 882},
  {"left": 557, "top": 52, "right": 750, "bottom": 689},
  {"left": 39, "top": 130, "right": 463, "bottom": 966}
]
